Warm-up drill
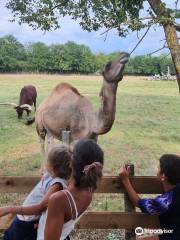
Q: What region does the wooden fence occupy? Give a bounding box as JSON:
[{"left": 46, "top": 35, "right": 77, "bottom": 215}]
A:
[{"left": 0, "top": 175, "right": 162, "bottom": 239}]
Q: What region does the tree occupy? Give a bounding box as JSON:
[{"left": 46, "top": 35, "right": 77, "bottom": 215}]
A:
[
  {"left": 49, "top": 44, "right": 69, "bottom": 72},
  {"left": 49, "top": 41, "right": 98, "bottom": 73},
  {"left": 147, "top": 0, "right": 180, "bottom": 90},
  {"left": 63, "top": 41, "right": 97, "bottom": 73},
  {"left": 26, "top": 42, "right": 51, "bottom": 72},
  {"left": 6, "top": 0, "right": 180, "bottom": 90},
  {"left": 0, "top": 35, "right": 27, "bottom": 72},
  {"left": 124, "top": 55, "right": 175, "bottom": 75},
  {"left": 0, "top": 34, "right": 174, "bottom": 74}
]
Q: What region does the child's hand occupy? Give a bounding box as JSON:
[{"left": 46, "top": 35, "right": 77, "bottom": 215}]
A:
[
  {"left": 0, "top": 206, "right": 11, "bottom": 217},
  {"left": 119, "top": 164, "right": 130, "bottom": 181}
]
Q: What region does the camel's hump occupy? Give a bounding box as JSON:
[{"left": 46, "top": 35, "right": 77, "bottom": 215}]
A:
[{"left": 54, "top": 82, "right": 82, "bottom": 96}]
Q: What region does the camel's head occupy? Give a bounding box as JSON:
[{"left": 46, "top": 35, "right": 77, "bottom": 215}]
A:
[{"left": 102, "top": 52, "right": 129, "bottom": 83}]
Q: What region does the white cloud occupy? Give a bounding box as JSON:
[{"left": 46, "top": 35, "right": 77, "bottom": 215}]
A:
[{"left": 0, "top": 0, "right": 179, "bottom": 55}]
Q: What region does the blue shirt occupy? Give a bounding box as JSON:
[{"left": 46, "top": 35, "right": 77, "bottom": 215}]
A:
[
  {"left": 138, "top": 183, "right": 180, "bottom": 240},
  {"left": 17, "top": 172, "right": 67, "bottom": 222}
]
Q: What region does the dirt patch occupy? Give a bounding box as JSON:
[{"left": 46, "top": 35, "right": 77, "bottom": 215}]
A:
[{"left": 70, "top": 229, "right": 125, "bottom": 240}]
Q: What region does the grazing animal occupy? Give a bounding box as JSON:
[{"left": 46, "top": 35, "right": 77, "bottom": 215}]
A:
[
  {"left": 15, "top": 85, "right": 37, "bottom": 118},
  {"left": 34, "top": 52, "right": 129, "bottom": 166},
  {"left": 0, "top": 85, "right": 37, "bottom": 119}
]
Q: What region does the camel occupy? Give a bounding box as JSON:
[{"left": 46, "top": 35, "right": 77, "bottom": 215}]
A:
[{"left": 35, "top": 52, "right": 129, "bottom": 165}]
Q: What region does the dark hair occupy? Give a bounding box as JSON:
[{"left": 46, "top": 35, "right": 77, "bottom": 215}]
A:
[
  {"left": 160, "top": 154, "right": 180, "bottom": 185},
  {"left": 48, "top": 145, "right": 72, "bottom": 180},
  {"left": 72, "top": 139, "right": 104, "bottom": 191}
]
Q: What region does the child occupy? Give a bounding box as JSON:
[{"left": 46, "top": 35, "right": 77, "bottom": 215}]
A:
[
  {"left": 119, "top": 154, "right": 180, "bottom": 240},
  {"left": 0, "top": 144, "right": 72, "bottom": 240},
  {"left": 42, "top": 139, "right": 104, "bottom": 240}
]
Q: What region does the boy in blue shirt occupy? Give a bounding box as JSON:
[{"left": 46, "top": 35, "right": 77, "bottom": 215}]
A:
[{"left": 119, "top": 154, "right": 180, "bottom": 240}]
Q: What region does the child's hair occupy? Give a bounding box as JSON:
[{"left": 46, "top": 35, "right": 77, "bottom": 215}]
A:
[
  {"left": 160, "top": 154, "right": 180, "bottom": 185},
  {"left": 72, "top": 139, "right": 104, "bottom": 191},
  {"left": 47, "top": 145, "right": 72, "bottom": 180}
]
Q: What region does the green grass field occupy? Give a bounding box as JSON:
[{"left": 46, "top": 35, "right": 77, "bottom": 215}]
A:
[
  {"left": 0, "top": 74, "right": 179, "bottom": 177},
  {"left": 0, "top": 74, "right": 180, "bottom": 239}
]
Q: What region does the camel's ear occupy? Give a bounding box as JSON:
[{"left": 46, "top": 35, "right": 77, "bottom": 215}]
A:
[
  {"left": 104, "top": 61, "right": 112, "bottom": 72},
  {"left": 102, "top": 61, "right": 112, "bottom": 77}
]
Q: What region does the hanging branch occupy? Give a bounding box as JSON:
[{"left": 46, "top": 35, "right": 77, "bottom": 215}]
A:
[
  {"left": 100, "top": 17, "right": 154, "bottom": 37},
  {"left": 136, "top": 30, "right": 140, "bottom": 39},
  {"left": 175, "top": 0, "right": 179, "bottom": 10},
  {"left": 147, "top": 39, "right": 180, "bottom": 56},
  {"left": 175, "top": 23, "right": 180, "bottom": 32},
  {"left": 147, "top": 45, "right": 167, "bottom": 56},
  {"left": 162, "top": 52, "right": 171, "bottom": 59},
  {"left": 130, "top": 25, "right": 151, "bottom": 55},
  {"left": 100, "top": 28, "right": 111, "bottom": 36},
  {"left": 104, "top": 31, "right": 109, "bottom": 42}
]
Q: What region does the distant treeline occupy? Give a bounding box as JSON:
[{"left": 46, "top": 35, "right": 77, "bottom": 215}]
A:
[{"left": 0, "top": 35, "right": 175, "bottom": 75}]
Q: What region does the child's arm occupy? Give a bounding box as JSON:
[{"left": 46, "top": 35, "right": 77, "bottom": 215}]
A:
[
  {"left": 0, "top": 183, "right": 62, "bottom": 217},
  {"left": 119, "top": 164, "right": 173, "bottom": 214},
  {"left": 119, "top": 164, "right": 140, "bottom": 207}
]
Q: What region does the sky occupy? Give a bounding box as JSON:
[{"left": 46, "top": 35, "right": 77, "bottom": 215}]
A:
[{"left": 0, "top": 0, "right": 179, "bottom": 55}]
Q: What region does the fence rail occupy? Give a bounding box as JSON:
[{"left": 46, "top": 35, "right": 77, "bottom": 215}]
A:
[
  {"left": 0, "top": 175, "right": 162, "bottom": 238},
  {"left": 0, "top": 176, "right": 163, "bottom": 194}
]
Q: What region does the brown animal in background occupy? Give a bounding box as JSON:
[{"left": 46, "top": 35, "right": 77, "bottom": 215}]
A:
[
  {"left": 34, "top": 52, "right": 129, "bottom": 166},
  {"left": 0, "top": 85, "right": 37, "bottom": 119},
  {"left": 15, "top": 85, "right": 37, "bottom": 118}
]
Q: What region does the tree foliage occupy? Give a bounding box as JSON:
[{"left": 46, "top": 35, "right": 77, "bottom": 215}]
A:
[
  {"left": 0, "top": 35, "right": 27, "bottom": 72},
  {"left": 124, "top": 55, "right": 175, "bottom": 75},
  {"left": 6, "top": 0, "right": 179, "bottom": 35},
  {"left": 0, "top": 35, "right": 175, "bottom": 75},
  {"left": 5, "top": 0, "right": 180, "bottom": 91}
]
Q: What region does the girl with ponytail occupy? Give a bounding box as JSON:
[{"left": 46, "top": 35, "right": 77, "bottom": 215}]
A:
[{"left": 39, "top": 139, "right": 104, "bottom": 240}]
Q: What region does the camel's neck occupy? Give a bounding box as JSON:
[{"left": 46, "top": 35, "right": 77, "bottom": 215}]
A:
[{"left": 94, "top": 79, "right": 118, "bottom": 135}]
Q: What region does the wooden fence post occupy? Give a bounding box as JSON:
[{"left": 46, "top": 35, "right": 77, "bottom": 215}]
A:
[
  {"left": 124, "top": 164, "right": 136, "bottom": 240},
  {"left": 62, "top": 130, "right": 71, "bottom": 146}
]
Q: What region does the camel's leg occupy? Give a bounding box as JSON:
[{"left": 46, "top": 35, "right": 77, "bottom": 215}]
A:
[
  {"left": 39, "top": 137, "right": 46, "bottom": 173},
  {"left": 47, "top": 131, "right": 54, "bottom": 153},
  {"left": 34, "top": 99, "right": 36, "bottom": 112}
]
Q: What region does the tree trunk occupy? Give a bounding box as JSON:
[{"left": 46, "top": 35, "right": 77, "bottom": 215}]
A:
[
  {"left": 163, "top": 24, "right": 180, "bottom": 92},
  {"left": 148, "top": 0, "right": 180, "bottom": 92}
]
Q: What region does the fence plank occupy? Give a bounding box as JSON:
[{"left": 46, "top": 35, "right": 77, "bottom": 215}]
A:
[
  {"left": 0, "top": 176, "right": 163, "bottom": 193},
  {"left": 77, "top": 212, "right": 160, "bottom": 229},
  {"left": 0, "top": 214, "right": 14, "bottom": 230},
  {"left": 124, "top": 164, "right": 136, "bottom": 239},
  {"left": 0, "top": 176, "right": 40, "bottom": 193},
  {"left": 0, "top": 212, "right": 160, "bottom": 231}
]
